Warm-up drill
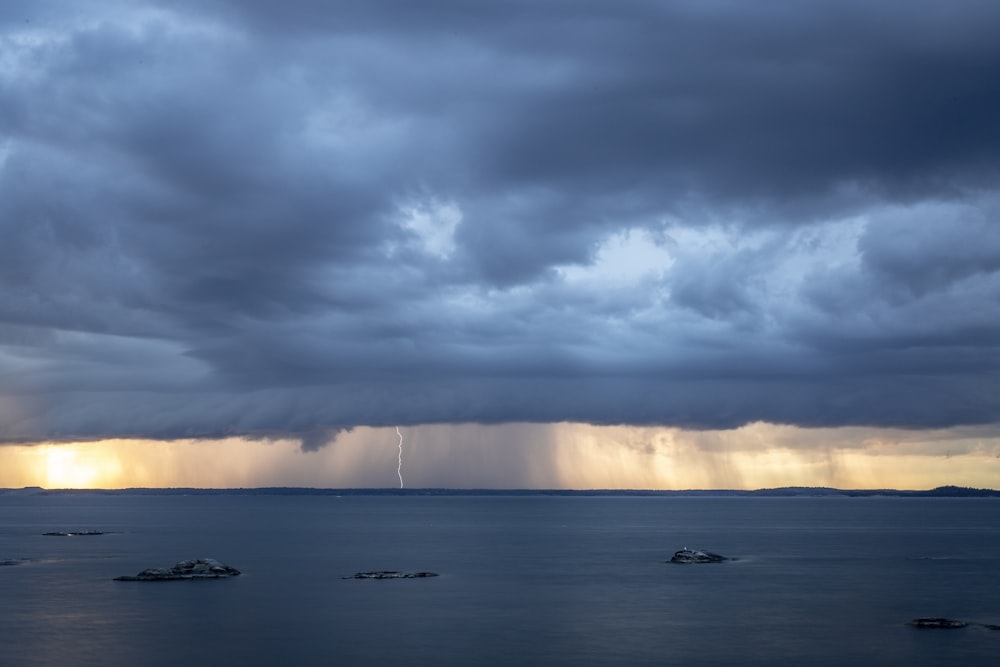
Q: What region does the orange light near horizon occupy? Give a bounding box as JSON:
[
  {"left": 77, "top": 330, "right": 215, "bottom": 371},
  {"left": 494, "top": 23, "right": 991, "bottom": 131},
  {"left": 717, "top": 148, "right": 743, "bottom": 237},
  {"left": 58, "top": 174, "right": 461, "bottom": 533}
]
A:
[
  {"left": 0, "top": 424, "right": 998, "bottom": 490},
  {"left": 36, "top": 444, "right": 124, "bottom": 489}
]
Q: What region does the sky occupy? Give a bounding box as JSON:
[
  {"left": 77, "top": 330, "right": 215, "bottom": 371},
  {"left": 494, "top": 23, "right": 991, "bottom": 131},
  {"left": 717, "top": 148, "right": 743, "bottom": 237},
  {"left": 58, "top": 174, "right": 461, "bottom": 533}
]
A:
[{"left": 1, "top": 1, "right": 999, "bottom": 489}]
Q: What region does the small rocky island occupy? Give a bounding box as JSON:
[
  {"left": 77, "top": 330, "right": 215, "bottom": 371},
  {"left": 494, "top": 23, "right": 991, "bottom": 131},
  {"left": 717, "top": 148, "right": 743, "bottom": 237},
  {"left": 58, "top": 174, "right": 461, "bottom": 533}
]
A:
[
  {"left": 42, "top": 531, "right": 106, "bottom": 537},
  {"left": 1, "top": 558, "right": 28, "bottom": 567},
  {"left": 908, "top": 617, "right": 1000, "bottom": 630},
  {"left": 669, "top": 548, "right": 730, "bottom": 564},
  {"left": 343, "top": 571, "right": 439, "bottom": 579},
  {"left": 908, "top": 618, "right": 968, "bottom": 629},
  {"left": 114, "top": 558, "right": 241, "bottom": 581}
]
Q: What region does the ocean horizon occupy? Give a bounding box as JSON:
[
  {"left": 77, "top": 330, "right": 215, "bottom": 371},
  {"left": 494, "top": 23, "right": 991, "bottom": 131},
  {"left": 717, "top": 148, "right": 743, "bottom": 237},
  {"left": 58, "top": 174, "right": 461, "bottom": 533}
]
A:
[
  {"left": 3, "top": 493, "right": 999, "bottom": 665},
  {"left": 3, "top": 484, "right": 998, "bottom": 497}
]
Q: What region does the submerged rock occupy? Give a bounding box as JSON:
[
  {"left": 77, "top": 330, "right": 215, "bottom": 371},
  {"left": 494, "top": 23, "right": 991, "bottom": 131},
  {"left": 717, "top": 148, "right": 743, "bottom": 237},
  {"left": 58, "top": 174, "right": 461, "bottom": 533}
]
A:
[
  {"left": 669, "top": 548, "right": 729, "bottom": 564},
  {"left": 114, "top": 558, "right": 241, "bottom": 581},
  {"left": 908, "top": 618, "right": 968, "bottom": 629},
  {"left": 344, "top": 571, "right": 439, "bottom": 580},
  {"left": 42, "top": 531, "right": 105, "bottom": 537}
]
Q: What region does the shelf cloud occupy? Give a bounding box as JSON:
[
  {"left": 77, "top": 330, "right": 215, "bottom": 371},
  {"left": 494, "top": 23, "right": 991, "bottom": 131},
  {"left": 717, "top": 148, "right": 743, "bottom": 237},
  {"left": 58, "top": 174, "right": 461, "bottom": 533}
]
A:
[{"left": 2, "top": 1, "right": 999, "bottom": 451}]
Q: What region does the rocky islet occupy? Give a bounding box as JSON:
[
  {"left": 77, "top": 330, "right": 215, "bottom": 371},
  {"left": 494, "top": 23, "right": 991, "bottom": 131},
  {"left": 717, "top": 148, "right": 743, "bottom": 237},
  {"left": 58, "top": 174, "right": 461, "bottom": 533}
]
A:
[
  {"left": 669, "top": 548, "right": 730, "bottom": 564},
  {"left": 344, "top": 571, "right": 439, "bottom": 579},
  {"left": 114, "top": 558, "right": 241, "bottom": 581}
]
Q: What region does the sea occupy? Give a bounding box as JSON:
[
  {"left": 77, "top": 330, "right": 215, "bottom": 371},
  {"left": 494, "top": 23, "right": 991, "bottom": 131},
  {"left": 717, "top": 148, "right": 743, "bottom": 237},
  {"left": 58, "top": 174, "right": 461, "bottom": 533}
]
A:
[{"left": 1, "top": 494, "right": 998, "bottom": 666}]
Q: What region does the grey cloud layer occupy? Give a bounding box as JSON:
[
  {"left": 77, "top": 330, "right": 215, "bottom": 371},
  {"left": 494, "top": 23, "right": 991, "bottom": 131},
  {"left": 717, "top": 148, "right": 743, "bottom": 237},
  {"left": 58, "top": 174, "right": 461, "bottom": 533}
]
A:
[{"left": 1, "top": 0, "right": 999, "bottom": 445}]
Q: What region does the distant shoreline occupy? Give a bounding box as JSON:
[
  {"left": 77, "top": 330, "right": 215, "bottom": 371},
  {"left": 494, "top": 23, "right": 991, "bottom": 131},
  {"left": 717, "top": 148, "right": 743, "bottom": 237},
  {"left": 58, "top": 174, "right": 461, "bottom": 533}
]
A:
[{"left": 1, "top": 485, "right": 997, "bottom": 497}]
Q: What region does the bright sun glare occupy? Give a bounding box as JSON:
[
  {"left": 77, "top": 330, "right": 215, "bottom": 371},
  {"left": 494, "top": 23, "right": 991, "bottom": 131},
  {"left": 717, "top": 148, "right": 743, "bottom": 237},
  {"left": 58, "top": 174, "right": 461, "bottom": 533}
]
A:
[
  {"left": 35, "top": 445, "right": 123, "bottom": 489},
  {"left": 43, "top": 447, "right": 95, "bottom": 488}
]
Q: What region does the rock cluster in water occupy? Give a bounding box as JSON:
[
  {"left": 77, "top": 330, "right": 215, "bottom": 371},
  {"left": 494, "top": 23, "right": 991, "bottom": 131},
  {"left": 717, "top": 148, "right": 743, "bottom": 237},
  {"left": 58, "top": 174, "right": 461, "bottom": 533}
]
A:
[
  {"left": 114, "top": 558, "right": 241, "bottom": 581},
  {"left": 42, "top": 531, "right": 105, "bottom": 537},
  {"left": 908, "top": 618, "right": 968, "bottom": 629},
  {"left": 669, "top": 548, "right": 729, "bottom": 564},
  {"left": 1, "top": 558, "right": 27, "bottom": 566},
  {"left": 343, "top": 571, "right": 439, "bottom": 579},
  {"left": 908, "top": 617, "right": 1000, "bottom": 630}
]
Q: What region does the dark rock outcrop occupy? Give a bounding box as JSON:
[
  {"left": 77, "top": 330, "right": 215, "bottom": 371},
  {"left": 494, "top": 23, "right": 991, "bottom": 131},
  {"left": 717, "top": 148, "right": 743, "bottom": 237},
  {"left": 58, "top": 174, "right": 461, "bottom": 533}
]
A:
[
  {"left": 114, "top": 558, "right": 241, "bottom": 581},
  {"left": 1, "top": 558, "right": 27, "bottom": 566},
  {"left": 343, "top": 571, "right": 439, "bottom": 579},
  {"left": 669, "top": 548, "right": 729, "bottom": 564},
  {"left": 42, "top": 531, "right": 105, "bottom": 537},
  {"left": 908, "top": 618, "right": 1000, "bottom": 630},
  {"left": 908, "top": 618, "right": 968, "bottom": 629}
]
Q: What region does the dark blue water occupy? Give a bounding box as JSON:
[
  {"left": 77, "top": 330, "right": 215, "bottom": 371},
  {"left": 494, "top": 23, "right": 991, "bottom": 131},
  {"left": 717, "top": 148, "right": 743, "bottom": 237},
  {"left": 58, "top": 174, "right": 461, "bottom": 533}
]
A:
[{"left": 1, "top": 495, "right": 998, "bottom": 666}]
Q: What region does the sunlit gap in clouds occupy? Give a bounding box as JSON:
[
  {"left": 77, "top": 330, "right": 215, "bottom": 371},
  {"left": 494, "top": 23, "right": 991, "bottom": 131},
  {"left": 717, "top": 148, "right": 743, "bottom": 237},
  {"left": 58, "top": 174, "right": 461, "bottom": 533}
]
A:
[{"left": 0, "top": 423, "right": 998, "bottom": 490}]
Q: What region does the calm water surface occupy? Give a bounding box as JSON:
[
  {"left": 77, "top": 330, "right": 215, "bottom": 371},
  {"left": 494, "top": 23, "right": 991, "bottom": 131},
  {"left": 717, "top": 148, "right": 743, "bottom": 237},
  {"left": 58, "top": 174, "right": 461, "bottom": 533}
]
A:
[{"left": 1, "top": 495, "right": 998, "bottom": 666}]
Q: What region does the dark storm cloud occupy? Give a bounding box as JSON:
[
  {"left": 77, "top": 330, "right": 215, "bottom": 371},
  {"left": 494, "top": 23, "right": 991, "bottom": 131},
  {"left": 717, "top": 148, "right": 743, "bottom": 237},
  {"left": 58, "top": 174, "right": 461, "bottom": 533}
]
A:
[{"left": 1, "top": 0, "right": 999, "bottom": 446}]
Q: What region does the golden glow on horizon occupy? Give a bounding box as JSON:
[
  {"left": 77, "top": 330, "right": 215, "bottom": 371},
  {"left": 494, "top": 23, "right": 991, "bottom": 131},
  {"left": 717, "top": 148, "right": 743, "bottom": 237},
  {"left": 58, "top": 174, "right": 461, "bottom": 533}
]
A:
[
  {"left": 0, "top": 422, "right": 998, "bottom": 490},
  {"left": 41, "top": 446, "right": 106, "bottom": 489},
  {"left": 1, "top": 444, "right": 127, "bottom": 489}
]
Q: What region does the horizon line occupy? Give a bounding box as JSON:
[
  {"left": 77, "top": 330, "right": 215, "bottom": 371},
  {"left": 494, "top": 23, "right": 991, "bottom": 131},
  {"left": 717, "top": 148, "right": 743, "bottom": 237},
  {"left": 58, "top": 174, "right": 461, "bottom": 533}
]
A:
[{"left": 2, "top": 484, "right": 998, "bottom": 496}]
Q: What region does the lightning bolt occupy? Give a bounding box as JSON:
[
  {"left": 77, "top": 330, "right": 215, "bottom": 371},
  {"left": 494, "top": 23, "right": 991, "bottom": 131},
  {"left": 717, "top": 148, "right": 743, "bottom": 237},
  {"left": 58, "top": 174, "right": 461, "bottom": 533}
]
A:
[{"left": 396, "top": 426, "right": 404, "bottom": 489}]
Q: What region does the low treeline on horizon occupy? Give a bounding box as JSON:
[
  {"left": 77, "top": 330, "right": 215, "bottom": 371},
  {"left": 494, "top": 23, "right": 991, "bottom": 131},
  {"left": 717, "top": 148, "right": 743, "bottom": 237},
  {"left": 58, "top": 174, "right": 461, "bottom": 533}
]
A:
[{"left": 1, "top": 485, "right": 997, "bottom": 497}]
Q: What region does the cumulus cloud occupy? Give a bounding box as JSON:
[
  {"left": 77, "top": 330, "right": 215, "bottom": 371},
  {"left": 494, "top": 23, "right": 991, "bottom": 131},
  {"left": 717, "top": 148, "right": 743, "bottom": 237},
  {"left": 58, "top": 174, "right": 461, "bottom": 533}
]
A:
[{"left": 1, "top": 0, "right": 999, "bottom": 446}]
